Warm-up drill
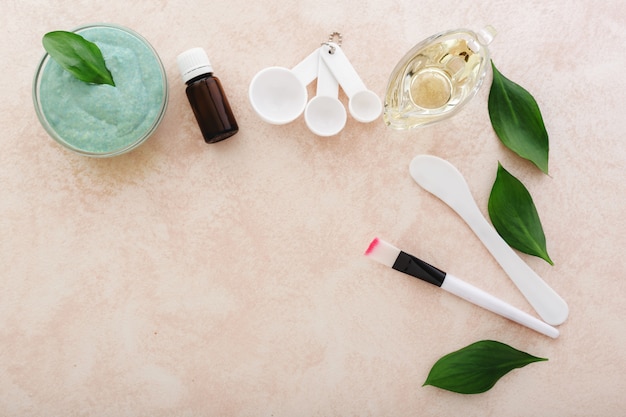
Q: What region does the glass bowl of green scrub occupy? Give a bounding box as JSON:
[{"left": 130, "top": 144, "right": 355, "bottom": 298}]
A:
[{"left": 33, "top": 23, "right": 168, "bottom": 157}]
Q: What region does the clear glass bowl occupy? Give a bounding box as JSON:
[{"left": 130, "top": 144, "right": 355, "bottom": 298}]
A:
[
  {"left": 384, "top": 26, "right": 496, "bottom": 130},
  {"left": 33, "top": 23, "right": 168, "bottom": 157}
]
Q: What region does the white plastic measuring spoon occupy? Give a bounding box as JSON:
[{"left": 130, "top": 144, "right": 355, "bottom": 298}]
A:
[
  {"left": 409, "top": 155, "right": 569, "bottom": 326},
  {"left": 304, "top": 50, "right": 347, "bottom": 136},
  {"left": 249, "top": 48, "right": 319, "bottom": 124},
  {"left": 320, "top": 42, "right": 382, "bottom": 123}
]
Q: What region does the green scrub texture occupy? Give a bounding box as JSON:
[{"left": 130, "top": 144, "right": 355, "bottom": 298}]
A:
[{"left": 37, "top": 25, "right": 167, "bottom": 155}]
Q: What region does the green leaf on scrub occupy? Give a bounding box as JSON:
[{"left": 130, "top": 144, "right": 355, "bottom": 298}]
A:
[
  {"left": 43, "top": 31, "right": 115, "bottom": 86},
  {"left": 488, "top": 61, "right": 548, "bottom": 174},
  {"left": 488, "top": 163, "right": 554, "bottom": 265}
]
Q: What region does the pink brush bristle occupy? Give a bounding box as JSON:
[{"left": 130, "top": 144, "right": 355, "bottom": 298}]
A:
[{"left": 365, "top": 237, "right": 380, "bottom": 255}]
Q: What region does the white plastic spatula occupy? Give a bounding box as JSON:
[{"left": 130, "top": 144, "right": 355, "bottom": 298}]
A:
[{"left": 409, "top": 155, "right": 569, "bottom": 326}]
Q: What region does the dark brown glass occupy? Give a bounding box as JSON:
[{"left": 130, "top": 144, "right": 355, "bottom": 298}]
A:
[{"left": 185, "top": 74, "right": 238, "bottom": 143}]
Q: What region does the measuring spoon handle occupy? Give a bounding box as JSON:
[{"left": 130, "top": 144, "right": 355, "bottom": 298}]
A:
[
  {"left": 320, "top": 43, "right": 382, "bottom": 122},
  {"left": 292, "top": 47, "right": 320, "bottom": 86},
  {"left": 316, "top": 52, "right": 338, "bottom": 97},
  {"left": 319, "top": 42, "right": 365, "bottom": 97}
]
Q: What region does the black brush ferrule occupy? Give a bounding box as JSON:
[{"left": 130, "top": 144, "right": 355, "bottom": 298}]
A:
[{"left": 392, "top": 251, "right": 446, "bottom": 287}]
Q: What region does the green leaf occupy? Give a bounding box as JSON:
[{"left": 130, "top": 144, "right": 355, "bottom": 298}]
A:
[
  {"left": 488, "top": 163, "right": 553, "bottom": 264},
  {"left": 42, "top": 31, "right": 115, "bottom": 86},
  {"left": 488, "top": 61, "right": 548, "bottom": 174},
  {"left": 423, "top": 340, "right": 547, "bottom": 394}
]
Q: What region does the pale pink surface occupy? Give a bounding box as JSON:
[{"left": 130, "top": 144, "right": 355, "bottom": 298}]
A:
[{"left": 1, "top": 1, "right": 625, "bottom": 416}]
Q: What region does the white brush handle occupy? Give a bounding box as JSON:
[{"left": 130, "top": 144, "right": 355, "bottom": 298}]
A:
[
  {"left": 441, "top": 274, "right": 559, "bottom": 338},
  {"left": 458, "top": 202, "right": 569, "bottom": 326}
]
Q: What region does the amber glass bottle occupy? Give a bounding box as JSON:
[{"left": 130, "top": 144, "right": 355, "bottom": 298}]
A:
[{"left": 177, "top": 48, "right": 238, "bottom": 143}]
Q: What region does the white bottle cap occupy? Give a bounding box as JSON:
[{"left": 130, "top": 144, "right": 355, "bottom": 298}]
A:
[{"left": 177, "top": 47, "right": 214, "bottom": 83}]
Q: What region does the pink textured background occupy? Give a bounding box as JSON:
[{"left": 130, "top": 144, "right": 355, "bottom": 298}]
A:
[{"left": 1, "top": 0, "right": 625, "bottom": 415}]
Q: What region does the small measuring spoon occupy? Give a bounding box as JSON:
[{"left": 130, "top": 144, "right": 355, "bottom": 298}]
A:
[
  {"left": 320, "top": 42, "right": 382, "bottom": 123},
  {"left": 249, "top": 48, "right": 319, "bottom": 124},
  {"left": 304, "top": 51, "right": 346, "bottom": 136},
  {"left": 409, "top": 155, "right": 569, "bottom": 326}
]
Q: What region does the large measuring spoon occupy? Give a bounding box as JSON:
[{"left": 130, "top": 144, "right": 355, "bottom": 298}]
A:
[
  {"left": 409, "top": 155, "right": 569, "bottom": 326},
  {"left": 320, "top": 42, "right": 382, "bottom": 123},
  {"left": 304, "top": 50, "right": 347, "bottom": 136},
  {"left": 248, "top": 48, "right": 319, "bottom": 124}
]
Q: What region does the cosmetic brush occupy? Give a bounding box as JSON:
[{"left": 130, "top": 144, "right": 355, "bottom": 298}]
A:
[{"left": 365, "top": 238, "right": 559, "bottom": 338}]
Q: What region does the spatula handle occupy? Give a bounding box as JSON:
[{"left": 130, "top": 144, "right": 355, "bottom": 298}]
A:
[
  {"left": 409, "top": 154, "right": 569, "bottom": 326},
  {"left": 460, "top": 203, "right": 569, "bottom": 325}
]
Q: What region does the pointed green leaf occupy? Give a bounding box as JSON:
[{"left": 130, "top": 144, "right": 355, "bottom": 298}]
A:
[
  {"left": 43, "top": 31, "right": 115, "bottom": 86},
  {"left": 423, "top": 340, "right": 547, "bottom": 394},
  {"left": 488, "top": 61, "right": 548, "bottom": 174},
  {"left": 488, "top": 163, "right": 553, "bottom": 264}
]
